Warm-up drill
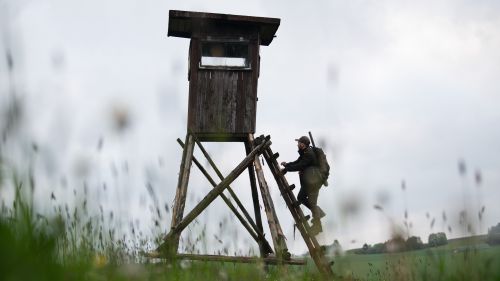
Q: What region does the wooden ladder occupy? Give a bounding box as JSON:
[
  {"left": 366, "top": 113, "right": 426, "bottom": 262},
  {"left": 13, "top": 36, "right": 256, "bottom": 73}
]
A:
[{"left": 261, "top": 145, "right": 335, "bottom": 280}]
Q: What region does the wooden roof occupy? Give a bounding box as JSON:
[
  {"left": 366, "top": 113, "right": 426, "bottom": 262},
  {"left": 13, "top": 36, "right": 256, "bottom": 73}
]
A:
[{"left": 168, "top": 10, "right": 280, "bottom": 46}]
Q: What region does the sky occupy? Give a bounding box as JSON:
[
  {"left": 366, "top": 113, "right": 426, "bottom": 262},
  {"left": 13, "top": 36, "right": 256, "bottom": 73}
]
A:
[{"left": 1, "top": 0, "right": 500, "bottom": 255}]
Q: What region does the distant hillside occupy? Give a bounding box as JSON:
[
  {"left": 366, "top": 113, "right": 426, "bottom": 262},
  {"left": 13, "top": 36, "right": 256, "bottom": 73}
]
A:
[
  {"left": 445, "top": 235, "right": 487, "bottom": 247},
  {"left": 345, "top": 234, "right": 488, "bottom": 255}
]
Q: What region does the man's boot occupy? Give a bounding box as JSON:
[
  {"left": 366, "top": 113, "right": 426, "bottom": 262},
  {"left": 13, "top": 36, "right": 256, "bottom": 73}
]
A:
[{"left": 310, "top": 218, "right": 323, "bottom": 236}]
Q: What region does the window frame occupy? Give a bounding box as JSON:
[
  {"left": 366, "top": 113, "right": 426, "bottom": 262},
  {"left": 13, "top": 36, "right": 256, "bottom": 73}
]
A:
[{"left": 198, "top": 38, "right": 252, "bottom": 71}]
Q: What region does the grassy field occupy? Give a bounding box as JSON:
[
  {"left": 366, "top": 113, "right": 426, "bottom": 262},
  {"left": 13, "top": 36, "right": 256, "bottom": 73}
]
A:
[
  {"left": 1, "top": 171, "right": 500, "bottom": 280},
  {"left": 331, "top": 240, "right": 500, "bottom": 280},
  {"left": 2, "top": 196, "right": 499, "bottom": 281}
]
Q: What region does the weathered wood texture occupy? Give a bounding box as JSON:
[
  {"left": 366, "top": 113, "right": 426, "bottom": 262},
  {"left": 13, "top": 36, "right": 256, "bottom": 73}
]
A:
[
  {"left": 168, "top": 10, "right": 280, "bottom": 46},
  {"left": 146, "top": 252, "right": 305, "bottom": 265},
  {"left": 184, "top": 30, "right": 260, "bottom": 140},
  {"left": 169, "top": 134, "right": 195, "bottom": 253},
  {"left": 191, "top": 137, "right": 273, "bottom": 256},
  {"left": 245, "top": 139, "right": 266, "bottom": 258},
  {"left": 162, "top": 137, "right": 271, "bottom": 247},
  {"left": 167, "top": 10, "right": 280, "bottom": 140},
  {"left": 188, "top": 65, "right": 258, "bottom": 136},
  {"left": 249, "top": 135, "right": 289, "bottom": 260},
  {"left": 176, "top": 138, "right": 273, "bottom": 255}
]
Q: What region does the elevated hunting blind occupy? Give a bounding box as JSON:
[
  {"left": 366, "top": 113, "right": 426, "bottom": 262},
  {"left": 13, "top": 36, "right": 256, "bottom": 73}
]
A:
[
  {"left": 155, "top": 10, "right": 335, "bottom": 280},
  {"left": 168, "top": 10, "right": 279, "bottom": 140}
]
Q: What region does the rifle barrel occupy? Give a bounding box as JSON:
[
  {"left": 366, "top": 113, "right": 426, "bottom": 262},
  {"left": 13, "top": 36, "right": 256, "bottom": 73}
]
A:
[{"left": 308, "top": 131, "right": 316, "bottom": 147}]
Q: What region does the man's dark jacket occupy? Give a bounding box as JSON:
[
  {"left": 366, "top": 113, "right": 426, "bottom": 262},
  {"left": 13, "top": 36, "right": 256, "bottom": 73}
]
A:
[
  {"left": 284, "top": 146, "right": 316, "bottom": 172},
  {"left": 284, "top": 147, "right": 322, "bottom": 187}
]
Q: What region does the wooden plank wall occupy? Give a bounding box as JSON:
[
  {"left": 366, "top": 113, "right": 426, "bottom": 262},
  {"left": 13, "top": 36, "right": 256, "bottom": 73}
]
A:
[
  {"left": 193, "top": 70, "right": 254, "bottom": 133},
  {"left": 187, "top": 37, "right": 259, "bottom": 136}
]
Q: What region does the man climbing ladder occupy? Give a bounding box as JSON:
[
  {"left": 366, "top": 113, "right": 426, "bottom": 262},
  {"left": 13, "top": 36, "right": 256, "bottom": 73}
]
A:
[
  {"left": 262, "top": 140, "right": 334, "bottom": 280},
  {"left": 280, "top": 135, "right": 328, "bottom": 235}
]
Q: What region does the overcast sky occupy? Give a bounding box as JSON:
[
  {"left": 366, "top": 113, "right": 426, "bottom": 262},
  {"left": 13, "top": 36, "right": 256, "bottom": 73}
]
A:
[{"left": 1, "top": 0, "right": 500, "bottom": 255}]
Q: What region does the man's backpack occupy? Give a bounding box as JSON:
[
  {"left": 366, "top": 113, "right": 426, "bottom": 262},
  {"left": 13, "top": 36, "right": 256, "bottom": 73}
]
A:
[{"left": 312, "top": 147, "right": 330, "bottom": 186}]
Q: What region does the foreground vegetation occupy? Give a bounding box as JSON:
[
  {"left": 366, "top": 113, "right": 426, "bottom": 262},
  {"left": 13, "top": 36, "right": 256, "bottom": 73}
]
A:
[
  {"left": 0, "top": 175, "right": 320, "bottom": 281},
  {"left": 1, "top": 161, "right": 499, "bottom": 281},
  {"left": 1, "top": 180, "right": 499, "bottom": 281}
]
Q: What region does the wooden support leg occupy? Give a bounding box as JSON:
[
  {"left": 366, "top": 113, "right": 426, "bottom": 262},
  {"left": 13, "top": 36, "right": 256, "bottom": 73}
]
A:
[
  {"left": 245, "top": 138, "right": 266, "bottom": 258},
  {"left": 168, "top": 133, "right": 195, "bottom": 254},
  {"left": 161, "top": 137, "right": 272, "bottom": 247},
  {"left": 248, "top": 135, "right": 289, "bottom": 261}
]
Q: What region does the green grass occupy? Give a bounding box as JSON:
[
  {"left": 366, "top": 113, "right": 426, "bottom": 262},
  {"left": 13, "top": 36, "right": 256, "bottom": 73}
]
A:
[
  {"left": 1, "top": 167, "right": 500, "bottom": 280},
  {"left": 0, "top": 174, "right": 319, "bottom": 281},
  {"left": 331, "top": 243, "right": 500, "bottom": 281}
]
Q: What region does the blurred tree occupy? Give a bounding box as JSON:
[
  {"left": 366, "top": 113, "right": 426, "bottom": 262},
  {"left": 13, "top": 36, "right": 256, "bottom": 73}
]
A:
[
  {"left": 369, "top": 243, "right": 386, "bottom": 254},
  {"left": 428, "top": 232, "right": 448, "bottom": 247},
  {"left": 486, "top": 223, "right": 500, "bottom": 245},
  {"left": 406, "top": 236, "right": 423, "bottom": 250}
]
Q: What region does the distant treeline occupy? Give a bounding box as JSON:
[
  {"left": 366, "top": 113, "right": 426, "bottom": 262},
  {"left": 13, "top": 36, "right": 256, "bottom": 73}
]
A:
[
  {"left": 355, "top": 232, "right": 449, "bottom": 255},
  {"left": 354, "top": 221, "right": 500, "bottom": 255}
]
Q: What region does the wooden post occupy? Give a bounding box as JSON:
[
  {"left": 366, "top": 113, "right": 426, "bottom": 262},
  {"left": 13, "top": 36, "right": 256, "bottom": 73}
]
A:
[
  {"left": 169, "top": 133, "right": 195, "bottom": 254},
  {"left": 249, "top": 135, "right": 289, "bottom": 261},
  {"left": 245, "top": 138, "right": 266, "bottom": 258},
  {"left": 162, "top": 138, "right": 272, "bottom": 246},
  {"left": 177, "top": 138, "right": 273, "bottom": 255}
]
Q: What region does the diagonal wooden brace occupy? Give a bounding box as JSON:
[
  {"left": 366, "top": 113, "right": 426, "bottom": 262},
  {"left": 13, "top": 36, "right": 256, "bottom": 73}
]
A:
[
  {"left": 177, "top": 138, "right": 273, "bottom": 255},
  {"left": 192, "top": 136, "right": 264, "bottom": 237},
  {"left": 161, "top": 137, "right": 272, "bottom": 252}
]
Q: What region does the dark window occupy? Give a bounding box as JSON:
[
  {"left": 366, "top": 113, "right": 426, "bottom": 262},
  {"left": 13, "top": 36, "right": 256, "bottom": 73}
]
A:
[{"left": 200, "top": 42, "right": 250, "bottom": 68}]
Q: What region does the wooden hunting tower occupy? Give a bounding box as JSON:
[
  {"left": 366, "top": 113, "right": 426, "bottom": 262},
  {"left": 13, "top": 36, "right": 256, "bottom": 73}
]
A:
[
  {"left": 168, "top": 10, "right": 280, "bottom": 141},
  {"left": 156, "top": 10, "right": 335, "bottom": 280}
]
